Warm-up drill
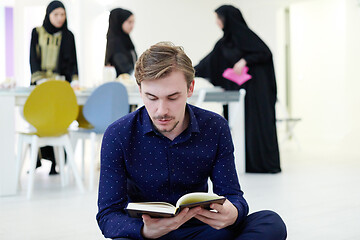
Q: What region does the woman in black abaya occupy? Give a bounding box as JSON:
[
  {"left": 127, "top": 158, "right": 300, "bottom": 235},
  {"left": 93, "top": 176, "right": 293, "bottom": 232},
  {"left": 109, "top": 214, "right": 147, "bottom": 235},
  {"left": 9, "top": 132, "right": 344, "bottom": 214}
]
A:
[
  {"left": 30, "top": 1, "right": 78, "bottom": 84},
  {"left": 105, "top": 8, "right": 137, "bottom": 77},
  {"left": 195, "top": 5, "right": 281, "bottom": 173},
  {"left": 29, "top": 0, "right": 78, "bottom": 174}
]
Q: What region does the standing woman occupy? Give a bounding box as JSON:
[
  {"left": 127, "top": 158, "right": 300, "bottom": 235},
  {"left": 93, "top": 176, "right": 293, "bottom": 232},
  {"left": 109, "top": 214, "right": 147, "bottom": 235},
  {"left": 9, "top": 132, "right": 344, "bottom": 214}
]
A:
[
  {"left": 195, "top": 5, "right": 281, "bottom": 173},
  {"left": 30, "top": 0, "right": 78, "bottom": 84},
  {"left": 105, "top": 8, "right": 137, "bottom": 77},
  {"left": 29, "top": 0, "right": 78, "bottom": 174}
]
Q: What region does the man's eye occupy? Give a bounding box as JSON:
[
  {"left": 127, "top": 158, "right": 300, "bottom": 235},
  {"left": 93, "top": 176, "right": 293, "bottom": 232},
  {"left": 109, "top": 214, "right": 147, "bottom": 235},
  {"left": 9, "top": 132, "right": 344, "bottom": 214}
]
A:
[{"left": 169, "top": 95, "right": 179, "bottom": 100}]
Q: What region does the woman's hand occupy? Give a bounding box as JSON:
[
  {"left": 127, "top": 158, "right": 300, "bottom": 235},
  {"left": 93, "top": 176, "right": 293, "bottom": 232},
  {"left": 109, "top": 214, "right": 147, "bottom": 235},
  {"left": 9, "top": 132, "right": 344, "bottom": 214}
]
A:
[{"left": 233, "top": 58, "right": 247, "bottom": 75}]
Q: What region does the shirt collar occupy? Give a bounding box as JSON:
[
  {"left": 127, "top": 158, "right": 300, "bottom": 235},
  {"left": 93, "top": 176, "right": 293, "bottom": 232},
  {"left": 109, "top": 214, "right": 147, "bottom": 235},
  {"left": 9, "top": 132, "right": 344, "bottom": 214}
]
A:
[
  {"left": 141, "top": 104, "right": 200, "bottom": 136},
  {"left": 141, "top": 106, "right": 154, "bottom": 135},
  {"left": 187, "top": 104, "right": 200, "bottom": 133}
]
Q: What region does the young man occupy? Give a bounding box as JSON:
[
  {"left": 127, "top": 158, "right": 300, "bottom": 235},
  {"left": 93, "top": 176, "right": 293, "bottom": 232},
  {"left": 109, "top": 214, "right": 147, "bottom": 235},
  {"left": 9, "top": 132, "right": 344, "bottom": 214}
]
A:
[{"left": 96, "top": 42, "right": 287, "bottom": 240}]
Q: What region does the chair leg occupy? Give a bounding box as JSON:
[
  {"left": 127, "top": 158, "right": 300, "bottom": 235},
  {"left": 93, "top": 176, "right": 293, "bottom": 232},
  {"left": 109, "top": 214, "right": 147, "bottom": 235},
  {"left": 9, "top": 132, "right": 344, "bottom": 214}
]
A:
[
  {"left": 287, "top": 121, "right": 301, "bottom": 150},
  {"left": 15, "top": 135, "right": 24, "bottom": 188},
  {"left": 81, "top": 138, "right": 85, "bottom": 180},
  {"left": 27, "top": 136, "right": 38, "bottom": 199},
  {"left": 63, "top": 135, "right": 84, "bottom": 192},
  {"left": 19, "top": 143, "right": 30, "bottom": 189},
  {"left": 57, "top": 146, "right": 66, "bottom": 187},
  {"left": 70, "top": 133, "right": 83, "bottom": 179}
]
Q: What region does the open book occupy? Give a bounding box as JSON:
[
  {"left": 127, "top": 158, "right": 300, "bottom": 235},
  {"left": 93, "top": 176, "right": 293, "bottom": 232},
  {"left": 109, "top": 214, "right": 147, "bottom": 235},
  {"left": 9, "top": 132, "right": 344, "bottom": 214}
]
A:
[{"left": 125, "top": 192, "right": 226, "bottom": 218}]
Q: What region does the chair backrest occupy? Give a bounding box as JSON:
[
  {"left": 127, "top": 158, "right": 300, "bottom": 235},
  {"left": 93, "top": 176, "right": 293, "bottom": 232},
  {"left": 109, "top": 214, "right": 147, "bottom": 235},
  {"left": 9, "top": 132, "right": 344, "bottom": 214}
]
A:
[
  {"left": 76, "top": 105, "right": 94, "bottom": 129},
  {"left": 195, "top": 89, "right": 207, "bottom": 107},
  {"left": 24, "top": 80, "right": 79, "bottom": 137},
  {"left": 83, "top": 82, "right": 129, "bottom": 133}
]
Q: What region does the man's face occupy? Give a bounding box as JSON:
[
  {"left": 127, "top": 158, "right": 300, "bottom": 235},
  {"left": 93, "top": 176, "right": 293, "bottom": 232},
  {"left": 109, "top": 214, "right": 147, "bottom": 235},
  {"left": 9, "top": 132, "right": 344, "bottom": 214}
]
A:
[{"left": 140, "top": 70, "right": 194, "bottom": 139}]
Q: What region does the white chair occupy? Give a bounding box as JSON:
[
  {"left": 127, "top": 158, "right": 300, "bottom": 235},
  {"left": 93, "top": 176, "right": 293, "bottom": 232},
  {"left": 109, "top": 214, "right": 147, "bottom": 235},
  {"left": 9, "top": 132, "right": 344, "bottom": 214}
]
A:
[
  {"left": 228, "top": 89, "right": 246, "bottom": 175},
  {"left": 276, "top": 99, "right": 301, "bottom": 148},
  {"left": 192, "top": 77, "right": 223, "bottom": 115},
  {"left": 195, "top": 88, "right": 207, "bottom": 107},
  {"left": 16, "top": 80, "right": 84, "bottom": 199}
]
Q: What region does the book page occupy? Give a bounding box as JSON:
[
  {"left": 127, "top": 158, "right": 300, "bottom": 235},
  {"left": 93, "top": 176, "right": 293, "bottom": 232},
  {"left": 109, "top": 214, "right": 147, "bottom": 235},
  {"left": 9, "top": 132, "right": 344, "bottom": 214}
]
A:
[
  {"left": 176, "top": 192, "right": 224, "bottom": 208},
  {"left": 125, "top": 193, "right": 226, "bottom": 218},
  {"left": 126, "top": 202, "right": 176, "bottom": 215}
]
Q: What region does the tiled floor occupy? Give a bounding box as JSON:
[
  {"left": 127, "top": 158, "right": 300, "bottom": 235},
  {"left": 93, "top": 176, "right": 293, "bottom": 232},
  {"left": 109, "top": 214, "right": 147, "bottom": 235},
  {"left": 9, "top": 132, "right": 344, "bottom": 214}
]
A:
[{"left": 1, "top": 140, "right": 359, "bottom": 239}]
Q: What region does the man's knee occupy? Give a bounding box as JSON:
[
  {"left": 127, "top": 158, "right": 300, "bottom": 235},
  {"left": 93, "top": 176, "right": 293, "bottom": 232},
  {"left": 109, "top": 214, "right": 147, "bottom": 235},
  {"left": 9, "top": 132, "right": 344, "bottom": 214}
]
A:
[{"left": 250, "top": 210, "right": 287, "bottom": 239}]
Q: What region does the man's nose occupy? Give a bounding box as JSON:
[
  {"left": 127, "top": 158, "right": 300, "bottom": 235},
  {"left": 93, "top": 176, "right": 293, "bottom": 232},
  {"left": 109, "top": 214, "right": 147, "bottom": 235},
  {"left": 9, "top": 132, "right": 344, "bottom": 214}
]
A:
[{"left": 157, "top": 100, "right": 169, "bottom": 115}]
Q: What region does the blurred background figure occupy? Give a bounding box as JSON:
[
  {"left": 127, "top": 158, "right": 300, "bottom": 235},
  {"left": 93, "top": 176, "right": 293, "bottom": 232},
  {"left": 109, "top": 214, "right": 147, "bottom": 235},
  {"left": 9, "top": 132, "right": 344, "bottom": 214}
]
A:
[
  {"left": 104, "top": 8, "right": 137, "bottom": 78},
  {"left": 30, "top": 0, "right": 78, "bottom": 85},
  {"left": 195, "top": 5, "right": 281, "bottom": 173},
  {"left": 29, "top": 0, "right": 79, "bottom": 174}
]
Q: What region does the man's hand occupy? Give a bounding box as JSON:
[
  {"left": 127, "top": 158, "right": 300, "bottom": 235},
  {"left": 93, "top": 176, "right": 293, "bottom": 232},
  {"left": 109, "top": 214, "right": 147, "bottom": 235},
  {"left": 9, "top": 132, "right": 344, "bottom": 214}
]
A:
[
  {"left": 194, "top": 199, "right": 238, "bottom": 230},
  {"left": 233, "top": 58, "right": 247, "bottom": 75},
  {"left": 141, "top": 207, "right": 201, "bottom": 239}
]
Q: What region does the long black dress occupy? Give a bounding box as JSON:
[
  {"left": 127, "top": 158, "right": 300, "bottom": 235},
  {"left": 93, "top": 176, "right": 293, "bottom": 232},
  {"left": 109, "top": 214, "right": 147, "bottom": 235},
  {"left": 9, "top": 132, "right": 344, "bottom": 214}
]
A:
[
  {"left": 105, "top": 8, "right": 137, "bottom": 77},
  {"left": 195, "top": 5, "right": 281, "bottom": 173},
  {"left": 29, "top": 1, "right": 78, "bottom": 174}
]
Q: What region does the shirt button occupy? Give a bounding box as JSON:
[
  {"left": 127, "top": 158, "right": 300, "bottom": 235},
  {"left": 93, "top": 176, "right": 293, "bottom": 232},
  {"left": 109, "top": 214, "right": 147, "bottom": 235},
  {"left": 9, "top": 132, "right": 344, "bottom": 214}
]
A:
[{"left": 171, "top": 169, "right": 175, "bottom": 172}]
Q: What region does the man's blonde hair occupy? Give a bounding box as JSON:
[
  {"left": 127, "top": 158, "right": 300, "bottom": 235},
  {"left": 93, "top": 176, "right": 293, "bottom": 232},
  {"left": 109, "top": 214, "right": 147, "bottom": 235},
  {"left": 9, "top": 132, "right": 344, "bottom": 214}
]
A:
[{"left": 135, "top": 42, "right": 195, "bottom": 88}]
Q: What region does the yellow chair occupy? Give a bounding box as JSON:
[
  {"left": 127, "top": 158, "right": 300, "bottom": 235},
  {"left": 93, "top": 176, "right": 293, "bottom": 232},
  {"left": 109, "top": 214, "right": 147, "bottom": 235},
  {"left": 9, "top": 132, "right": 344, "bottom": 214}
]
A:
[
  {"left": 76, "top": 105, "right": 93, "bottom": 129},
  {"left": 16, "top": 80, "right": 84, "bottom": 199}
]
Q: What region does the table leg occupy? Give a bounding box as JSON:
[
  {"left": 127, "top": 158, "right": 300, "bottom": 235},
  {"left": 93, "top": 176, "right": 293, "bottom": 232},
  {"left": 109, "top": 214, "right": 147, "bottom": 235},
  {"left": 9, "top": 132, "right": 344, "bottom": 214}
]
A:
[{"left": 0, "top": 95, "right": 18, "bottom": 196}]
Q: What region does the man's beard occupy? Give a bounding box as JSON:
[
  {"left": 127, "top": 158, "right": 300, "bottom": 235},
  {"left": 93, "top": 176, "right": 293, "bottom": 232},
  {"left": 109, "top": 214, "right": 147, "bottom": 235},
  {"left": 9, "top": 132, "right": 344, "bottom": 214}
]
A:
[{"left": 153, "top": 115, "right": 179, "bottom": 133}]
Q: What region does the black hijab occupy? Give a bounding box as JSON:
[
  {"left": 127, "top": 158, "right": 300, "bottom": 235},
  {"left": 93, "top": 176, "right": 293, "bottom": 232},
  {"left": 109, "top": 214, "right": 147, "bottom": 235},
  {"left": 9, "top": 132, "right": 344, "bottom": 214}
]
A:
[
  {"left": 40, "top": 0, "right": 78, "bottom": 82},
  {"left": 107, "top": 8, "right": 134, "bottom": 50},
  {"left": 215, "top": 5, "right": 270, "bottom": 56},
  {"left": 42, "top": 1, "right": 67, "bottom": 34},
  {"left": 105, "top": 8, "right": 136, "bottom": 67}
]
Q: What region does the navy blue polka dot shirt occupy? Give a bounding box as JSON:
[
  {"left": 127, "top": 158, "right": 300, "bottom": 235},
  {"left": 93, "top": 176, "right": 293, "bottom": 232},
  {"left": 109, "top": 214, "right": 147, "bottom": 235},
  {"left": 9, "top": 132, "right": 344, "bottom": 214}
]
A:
[{"left": 96, "top": 104, "right": 249, "bottom": 239}]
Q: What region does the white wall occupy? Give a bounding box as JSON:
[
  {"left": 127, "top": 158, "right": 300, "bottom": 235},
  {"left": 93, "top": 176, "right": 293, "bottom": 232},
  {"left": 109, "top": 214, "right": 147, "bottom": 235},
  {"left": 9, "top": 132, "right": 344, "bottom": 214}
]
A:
[
  {"left": 289, "top": 0, "right": 360, "bottom": 152},
  {"left": 13, "top": 0, "right": 48, "bottom": 87},
  {"left": 344, "top": 0, "right": 360, "bottom": 151},
  {"left": 290, "top": 0, "right": 348, "bottom": 144}
]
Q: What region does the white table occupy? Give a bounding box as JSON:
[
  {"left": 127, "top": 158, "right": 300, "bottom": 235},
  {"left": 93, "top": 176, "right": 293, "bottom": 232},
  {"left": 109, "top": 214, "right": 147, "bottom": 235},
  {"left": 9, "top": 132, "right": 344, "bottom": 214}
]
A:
[{"left": 0, "top": 87, "right": 245, "bottom": 196}]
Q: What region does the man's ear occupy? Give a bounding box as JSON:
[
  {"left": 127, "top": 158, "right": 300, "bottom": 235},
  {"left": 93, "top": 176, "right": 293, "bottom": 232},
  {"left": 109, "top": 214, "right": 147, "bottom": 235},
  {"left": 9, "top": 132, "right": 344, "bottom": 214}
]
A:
[{"left": 187, "top": 80, "right": 195, "bottom": 97}]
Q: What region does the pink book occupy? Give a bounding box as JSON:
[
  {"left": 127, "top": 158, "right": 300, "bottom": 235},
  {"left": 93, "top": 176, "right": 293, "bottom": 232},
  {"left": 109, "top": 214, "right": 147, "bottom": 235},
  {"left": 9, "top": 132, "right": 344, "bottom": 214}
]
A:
[{"left": 222, "top": 66, "right": 252, "bottom": 86}]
